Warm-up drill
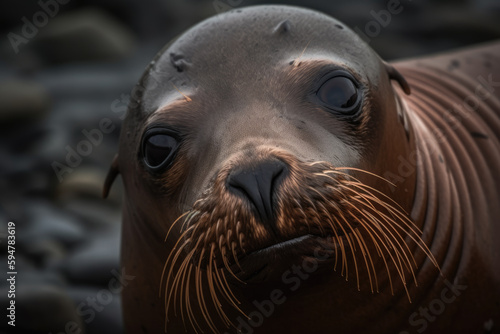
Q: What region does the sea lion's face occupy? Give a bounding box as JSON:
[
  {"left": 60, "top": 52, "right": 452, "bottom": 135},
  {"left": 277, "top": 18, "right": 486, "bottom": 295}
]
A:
[{"left": 118, "top": 5, "right": 419, "bottom": 329}]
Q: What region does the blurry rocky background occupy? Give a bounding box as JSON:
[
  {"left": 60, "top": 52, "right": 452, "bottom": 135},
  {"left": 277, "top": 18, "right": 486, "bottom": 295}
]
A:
[{"left": 0, "top": 0, "right": 499, "bottom": 333}]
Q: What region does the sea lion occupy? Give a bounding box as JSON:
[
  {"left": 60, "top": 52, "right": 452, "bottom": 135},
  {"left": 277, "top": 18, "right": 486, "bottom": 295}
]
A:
[{"left": 103, "top": 5, "right": 500, "bottom": 334}]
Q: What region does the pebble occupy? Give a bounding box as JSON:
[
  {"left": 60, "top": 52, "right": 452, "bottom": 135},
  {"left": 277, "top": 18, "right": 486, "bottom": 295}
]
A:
[
  {"left": 0, "top": 254, "right": 66, "bottom": 289},
  {"left": 20, "top": 239, "right": 67, "bottom": 267},
  {"left": 54, "top": 226, "right": 120, "bottom": 286},
  {"left": 68, "top": 287, "right": 124, "bottom": 334},
  {"left": 0, "top": 80, "right": 50, "bottom": 123},
  {"left": 0, "top": 284, "right": 86, "bottom": 334},
  {"left": 19, "top": 202, "right": 86, "bottom": 250},
  {"left": 62, "top": 199, "right": 121, "bottom": 230},
  {"left": 34, "top": 8, "right": 136, "bottom": 64},
  {"left": 56, "top": 167, "right": 121, "bottom": 205}
]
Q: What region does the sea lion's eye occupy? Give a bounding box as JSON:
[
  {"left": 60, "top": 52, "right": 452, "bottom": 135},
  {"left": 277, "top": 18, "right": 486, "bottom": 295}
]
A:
[
  {"left": 142, "top": 130, "right": 179, "bottom": 171},
  {"left": 317, "top": 74, "right": 361, "bottom": 114}
]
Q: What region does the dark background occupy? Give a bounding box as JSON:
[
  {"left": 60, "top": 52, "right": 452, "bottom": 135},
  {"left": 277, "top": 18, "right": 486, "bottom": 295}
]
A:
[{"left": 0, "top": 0, "right": 499, "bottom": 333}]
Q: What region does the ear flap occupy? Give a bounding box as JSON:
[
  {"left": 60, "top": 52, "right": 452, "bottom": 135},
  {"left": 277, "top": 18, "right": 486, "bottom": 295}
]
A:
[
  {"left": 103, "top": 154, "right": 120, "bottom": 199},
  {"left": 384, "top": 62, "right": 411, "bottom": 95},
  {"left": 396, "top": 95, "right": 411, "bottom": 141},
  {"left": 383, "top": 62, "right": 411, "bottom": 140}
]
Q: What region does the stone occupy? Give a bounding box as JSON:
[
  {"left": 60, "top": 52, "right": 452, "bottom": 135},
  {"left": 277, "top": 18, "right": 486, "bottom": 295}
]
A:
[
  {"left": 34, "top": 8, "right": 136, "bottom": 64},
  {"left": 0, "top": 284, "right": 86, "bottom": 333},
  {"left": 55, "top": 227, "right": 120, "bottom": 286},
  {"left": 68, "top": 287, "right": 124, "bottom": 334},
  {"left": 56, "top": 167, "right": 121, "bottom": 204},
  {"left": 19, "top": 202, "right": 86, "bottom": 249},
  {"left": 0, "top": 80, "right": 50, "bottom": 123}
]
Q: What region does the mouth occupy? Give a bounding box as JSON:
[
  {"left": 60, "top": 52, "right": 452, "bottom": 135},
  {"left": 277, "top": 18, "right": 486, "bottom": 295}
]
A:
[{"left": 230, "top": 232, "right": 348, "bottom": 283}]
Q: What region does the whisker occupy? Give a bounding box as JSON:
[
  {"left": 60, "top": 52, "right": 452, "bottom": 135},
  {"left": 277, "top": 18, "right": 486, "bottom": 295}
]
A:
[
  {"left": 349, "top": 195, "right": 416, "bottom": 278},
  {"left": 195, "top": 248, "right": 218, "bottom": 333},
  {"left": 165, "top": 211, "right": 191, "bottom": 242},
  {"left": 184, "top": 261, "right": 203, "bottom": 333},
  {"left": 221, "top": 246, "right": 245, "bottom": 284},
  {"left": 322, "top": 215, "right": 341, "bottom": 271},
  {"left": 163, "top": 240, "right": 191, "bottom": 321},
  {"left": 347, "top": 207, "right": 403, "bottom": 296},
  {"left": 355, "top": 228, "right": 379, "bottom": 293},
  {"left": 356, "top": 207, "right": 412, "bottom": 301},
  {"left": 165, "top": 242, "right": 194, "bottom": 320},
  {"left": 327, "top": 207, "right": 358, "bottom": 287},
  {"left": 345, "top": 224, "right": 371, "bottom": 292},
  {"left": 353, "top": 186, "right": 438, "bottom": 272},
  {"left": 160, "top": 227, "right": 195, "bottom": 298},
  {"left": 375, "top": 201, "right": 439, "bottom": 270},
  {"left": 231, "top": 241, "right": 242, "bottom": 272},
  {"left": 176, "top": 250, "right": 196, "bottom": 326},
  {"left": 342, "top": 179, "right": 409, "bottom": 217},
  {"left": 208, "top": 244, "right": 229, "bottom": 327},
  {"left": 219, "top": 269, "right": 249, "bottom": 319},
  {"left": 333, "top": 167, "right": 397, "bottom": 188},
  {"left": 161, "top": 227, "right": 199, "bottom": 292}
]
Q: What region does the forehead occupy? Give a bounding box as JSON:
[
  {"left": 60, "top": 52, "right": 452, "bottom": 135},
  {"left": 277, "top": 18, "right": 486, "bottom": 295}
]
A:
[{"left": 139, "top": 5, "right": 381, "bottom": 115}]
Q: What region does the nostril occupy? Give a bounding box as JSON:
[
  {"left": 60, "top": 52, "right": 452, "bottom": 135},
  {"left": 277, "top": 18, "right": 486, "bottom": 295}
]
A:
[
  {"left": 226, "top": 160, "right": 288, "bottom": 224},
  {"left": 269, "top": 164, "right": 285, "bottom": 201},
  {"left": 227, "top": 170, "right": 259, "bottom": 201}
]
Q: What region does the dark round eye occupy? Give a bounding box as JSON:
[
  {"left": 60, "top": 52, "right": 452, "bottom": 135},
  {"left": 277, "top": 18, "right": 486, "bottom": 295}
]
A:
[
  {"left": 143, "top": 131, "right": 179, "bottom": 170},
  {"left": 317, "top": 75, "right": 360, "bottom": 114}
]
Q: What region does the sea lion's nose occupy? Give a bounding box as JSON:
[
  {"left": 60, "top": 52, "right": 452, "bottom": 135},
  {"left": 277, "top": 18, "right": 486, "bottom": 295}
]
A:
[{"left": 226, "top": 160, "right": 288, "bottom": 224}]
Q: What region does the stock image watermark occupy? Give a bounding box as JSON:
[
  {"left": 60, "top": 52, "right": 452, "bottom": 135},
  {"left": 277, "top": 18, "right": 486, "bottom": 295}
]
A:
[
  {"left": 6, "top": 222, "right": 16, "bottom": 327},
  {"left": 225, "top": 237, "right": 337, "bottom": 334},
  {"left": 51, "top": 118, "right": 117, "bottom": 182},
  {"left": 354, "top": 0, "right": 409, "bottom": 44},
  {"left": 226, "top": 237, "right": 467, "bottom": 334},
  {"left": 7, "top": 0, "right": 71, "bottom": 54},
  {"left": 51, "top": 90, "right": 131, "bottom": 183},
  {"left": 48, "top": 267, "right": 135, "bottom": 334},
  {"left": 51, "top": 64, "right": 189, "bottom": 183},
  {"left": 399, "top": 279, "right": 467, "bottom": 334},
  {"left": 384, "top": 73, "right": 500, "bottom": 191}
]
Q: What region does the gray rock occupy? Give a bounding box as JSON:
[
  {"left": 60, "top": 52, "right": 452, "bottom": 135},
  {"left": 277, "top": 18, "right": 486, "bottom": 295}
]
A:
[
  {"left": 0, "top": 255, "right": 66, "bottom": 289},
  {"left": 19, "top": 202, "right": 86, "bottom": 249},
  {"left": 55, "top": 227, "right": 120, "bottom": 285},
  {"left": 62, "top": 199, "right": 121, "bottom": 230},
  {"left": 56, "top": 167, "right": 116, "bottom": 203},
  {"left": 0, "top": 80, "right": 50, "bottom": 123},
  {"left": 21, "top": 239, "right": 67, "bottom": 267},
  {"left": 68, "top": 287, "right": 124, "bottom": 334},
  {"left": 34, "top": 8, "right": 136, "bottom": 64},
  {"left": 19, "top": 268, "right": 67, "bottom": 287},
  {"left": 0, "top": 284, "right": 86, "bottom": 334},
  {"left": 0, "top": 210, "right": 7, "bottom": 241}
]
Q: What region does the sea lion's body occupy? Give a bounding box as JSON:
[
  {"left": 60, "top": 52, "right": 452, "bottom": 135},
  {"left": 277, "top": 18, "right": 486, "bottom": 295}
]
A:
[
  {"left": 104, "top": 6, "right": 500, "bottom": 334},
  {"left": 392, "top": 47, "right": 500, "bottom": 333}
]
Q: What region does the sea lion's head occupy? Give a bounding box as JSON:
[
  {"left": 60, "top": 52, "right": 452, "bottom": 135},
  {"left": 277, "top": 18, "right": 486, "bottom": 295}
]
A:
[{"left": 105, "top": 5, "right": 435, "bottom": 332}]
